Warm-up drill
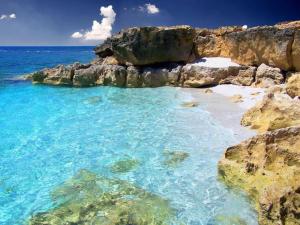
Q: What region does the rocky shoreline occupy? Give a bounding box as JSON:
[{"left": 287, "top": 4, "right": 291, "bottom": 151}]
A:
[{"left": 24, "top": 20, "right": 300, "bottom": 225}]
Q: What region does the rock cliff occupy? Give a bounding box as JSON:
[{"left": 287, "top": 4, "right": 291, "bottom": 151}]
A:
[
  {"left": 218, "top": 126, "right": 300, "bottom": 225},
  {"left": 27, "top": 20, "right": 300, "bottom": 88}
]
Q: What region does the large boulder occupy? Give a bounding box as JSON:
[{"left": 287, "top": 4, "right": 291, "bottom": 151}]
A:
[
  {"left": 286, "top": 73, "right": 300, "bottom": 98},
  {"left": 241, "top": 93, "right": 300, "bottom": 132},
  {"left": 97, "top": 65, "right": 127, "bottom": 87},
  {"left": 73, "top": 65, "right": 103, "bottom": 87},
  {"left": 223, "top": 26, "right": 295, "bottom": 71},
  {"left": 140, "top": 65, "right": 182, "bottom": 88},
  {"left": 95, "top": 26, "right": 196, "bottom": 66},
  {"left": 254, "top": 64, "right": 284, "bottom": 88},
  {"left": 218, "top": 126, "right": 300, "bottom": 225}
]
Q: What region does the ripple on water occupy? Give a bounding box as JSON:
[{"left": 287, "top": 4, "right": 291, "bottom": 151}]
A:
[{"left": 0, "top": 85, "right": 257, "bottom": 225}]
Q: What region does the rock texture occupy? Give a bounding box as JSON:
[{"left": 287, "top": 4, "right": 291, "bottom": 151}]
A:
[
  {"left": 218, "top": 126, "right": 300, "bottom": 225},
  {"left": 254, "top": 64, "right": 284, "bottom": 88},
  {"left": 95, "top": 26, "right": 196, "bottom": 66},
  {"left": 223, "top": 27, "right": 295, "bottom": 71},
  {"left": 286, "top": 73, "right": 300, "bottom": 98},
  {"left": 180, "top": 64, "right": 256, "bottom": 87},
  {"left": 194, "top": 23, "right": 300, "bottom": 72},
  {"left": 241, "top": 93, "right": 300, "bottom": 132},
  {"left": 292, "top": 30, "right": 300, "bottom": 72},
  {"left": 28, "top": 20, "right": 300, "bottom": 88}
]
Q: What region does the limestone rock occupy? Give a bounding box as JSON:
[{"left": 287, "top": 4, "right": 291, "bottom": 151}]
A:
[
  {"left": 95, "top": 26, "right": 196, "bottom": 66},
  {"left": 29, "top": 170, "right": 177, "bottom": 225},
  {"left": 223, "top": 27, "right": 295, "bottom": 71},
  {"left": 254, "top": 64, "right": 284, "bottom": 88},
  {"left": 126, "top": 66, "right": 142, "bottom": 88},
  {"left": 230, "top": 94, "right": 243, "bottom": 103},
  {"left": 181, "top": 64, "right": 241, "bottom": 88},
  {"left": 218, "top": 126, "right": 300, "bottom": 225},
  {"left": 140, "top": 65, "right": 181, "bottom": 87},
  {"left": 73, "top": 65, "right": 102, "bottom": 87},
  {"left": 32, "top": 65, "right": 73, "bottom": 86},
  {"left": 221, "top": 66, "right": 256, "bottom": 86},
  {"left": 292, "top": 30, "right": 300, "bottom": 72},
  {"left": 241, "top": 93, "right": 300, "bottom": 132},
  {"left": 97, "top": 65, "right": 127, "bottom": 87},
  {"left": 286, "top": 73, "right": 300, "bottom": 98},
  {"left": 275, "top": 20, "right": 300, "bottom": 30}
]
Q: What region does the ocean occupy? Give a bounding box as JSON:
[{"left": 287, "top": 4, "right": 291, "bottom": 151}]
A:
[{"left": 0, "top": 47, "right": 257, "bottom": 225}]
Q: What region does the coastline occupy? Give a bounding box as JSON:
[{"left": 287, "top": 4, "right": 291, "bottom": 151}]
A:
[{"left": 181, "top": 85, "right": 262, "bottom": 143}]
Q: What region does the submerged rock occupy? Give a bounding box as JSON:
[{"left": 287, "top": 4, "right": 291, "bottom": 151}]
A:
[
  {"left": 163, "top": 150, "right": 189, "bottom": 167},
  {"left": 218, "top": 126, "right": 300, "bottom": 225},
  {"left": 29, "top": 169, "right": 176, "bottom": 225},
  {"left": 83, "top": 96, "right": 102, "bottom": 105},
  {"left": 110, "top": 158, "right": 139, "bottom": 173},
  {"left": 207, "top": 214, "right": 247, "bottom": 225},
  {"left": 95, "top": 26, "right": 196, "bottom": 66},
  {"left": 241, "top": 93, "right": 300, "bottom": 132}
]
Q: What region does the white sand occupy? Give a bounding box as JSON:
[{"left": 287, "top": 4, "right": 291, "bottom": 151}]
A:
[
  {"left": 212, "top": 84, "right": 265, "bottom": 109},
  {"left": 181, "top": 87, "right": 259, "bottom": 143},
  {"left": 190, "top": 57, "right": 241, "bottom": 68}
]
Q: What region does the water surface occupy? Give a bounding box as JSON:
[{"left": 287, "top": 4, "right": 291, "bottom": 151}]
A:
[{"left": 0, "top": 47, "right": 257, "bottom": 224}]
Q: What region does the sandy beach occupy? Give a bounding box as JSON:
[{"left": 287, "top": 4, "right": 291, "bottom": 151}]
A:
[{"left": 182, "top": 85, "right": 265, "bottom": 143}]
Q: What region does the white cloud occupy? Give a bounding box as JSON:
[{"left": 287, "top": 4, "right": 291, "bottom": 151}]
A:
[
  {"left": 145, "top": 3, "right": 160, "bottom": 14},
  {"left": 0, "top": 13, "right": 16, "bottom": 20},
  {"left": 71, "top": 5, "right": 116, "bottom": 41},
  {"left": 0, "top": 15, "right": 7, "bottom": 20},
  {"left": 9, "top": 13, "right": 16, "bottom": 19},
  {"left": 71, "top": 32, "right": 83, "bottom": 38}
]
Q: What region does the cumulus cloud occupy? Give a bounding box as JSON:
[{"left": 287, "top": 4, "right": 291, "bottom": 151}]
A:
[
  {"left": 71, "top": 5, "right": 116, "bottom": 41},
  {"left": 71, "top": 32, "right": 83, "bottom": 39},
  {"left": 145, "top": 3, "right": 160, "bottom": 14},
  {"left": 138, "top": 3, "right": 160, "bottom": 14},
  {"left": 9, "top": 13, "right": 16, "bottom": 19},
  {"left": 0, "top": 13, "right": 16, "bottom": 20}
]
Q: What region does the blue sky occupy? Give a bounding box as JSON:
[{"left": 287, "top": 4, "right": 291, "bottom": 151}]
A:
[{"left": 0, "top": 0, "right": 299, "bottom": 46}]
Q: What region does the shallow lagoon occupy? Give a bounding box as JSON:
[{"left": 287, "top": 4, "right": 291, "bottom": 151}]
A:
[{"left": 0, "top": 47, "right": 257, "bottom": 224}]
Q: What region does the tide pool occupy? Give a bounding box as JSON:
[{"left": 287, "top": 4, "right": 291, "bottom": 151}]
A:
[{"left": 0, "top": 47, "right": 257, "bottom": 225}]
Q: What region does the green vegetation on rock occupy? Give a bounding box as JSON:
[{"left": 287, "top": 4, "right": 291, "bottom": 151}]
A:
[{"left": 29, "top": 169, "right": 176, "bottom": 225}]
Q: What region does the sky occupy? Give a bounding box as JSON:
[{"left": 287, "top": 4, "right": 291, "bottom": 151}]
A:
[{"left": 0, "top": 0, "right": 299, "bottom": 46}]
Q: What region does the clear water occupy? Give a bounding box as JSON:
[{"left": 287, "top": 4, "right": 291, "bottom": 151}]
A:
[{"left": 0, "top": 47, "right": 257, "bottom": 225}]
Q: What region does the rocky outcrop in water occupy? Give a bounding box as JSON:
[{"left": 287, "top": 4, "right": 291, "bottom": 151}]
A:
[
  {"left": 27, "top": 20, "right": 300, "bottom": 88},
  {"left": 218, "top": 126, "right": 300, "bottom": 225}
]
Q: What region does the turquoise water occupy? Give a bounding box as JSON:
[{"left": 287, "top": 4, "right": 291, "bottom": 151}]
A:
[{"left": 0, "top": 47, "right": 257, "bottom": 224}]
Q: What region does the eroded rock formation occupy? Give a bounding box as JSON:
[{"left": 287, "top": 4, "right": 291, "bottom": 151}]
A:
[
  {"left": 95, "top": 26, "right": 196, "bottom": 66},
  {"left": 218, "top": 126, "right": 300, "bottom": 225},
  {"left": 241, "top": 93, "right": 300, "bottom": 132}
]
